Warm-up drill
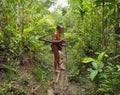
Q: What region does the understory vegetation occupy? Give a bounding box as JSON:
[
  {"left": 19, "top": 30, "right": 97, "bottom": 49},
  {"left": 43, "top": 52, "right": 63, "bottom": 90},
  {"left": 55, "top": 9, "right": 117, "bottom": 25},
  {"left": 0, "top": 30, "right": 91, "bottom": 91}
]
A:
[{"left": 0, "top": 0, "right": 120, "bottom": 95}]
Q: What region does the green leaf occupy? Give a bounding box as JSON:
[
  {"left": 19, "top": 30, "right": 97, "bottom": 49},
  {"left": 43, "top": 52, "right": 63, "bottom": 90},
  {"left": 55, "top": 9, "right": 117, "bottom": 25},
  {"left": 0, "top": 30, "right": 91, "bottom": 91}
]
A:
[
  {"left": 97, "top": 51, "right": 106, "bottom": 61},
  {"left": 82, "top": 57, "right": 95, "bottom": 63},
  {"left": 87, "top": 68, "right": 93, "bottom": 72},
  {"left": 33, "top": 68, "right": 44, "bottom": 81},
  {"left": 99, "top": 73, "right": 107, "bottom": 79},
  {"left": 23, "top": 26, "right": 33, "bottom": 36},
  {"left": 89, "top": 70, "right": 98, "bottom": 80},
  {"left": 99, "top": 63, "right": 104, "bottom": 69},
  {"left": 116, "top": 65, "right": 120, "bottom": 72},
  {"left": 92, "top": 62, "right": 98, "bottom": 69}
]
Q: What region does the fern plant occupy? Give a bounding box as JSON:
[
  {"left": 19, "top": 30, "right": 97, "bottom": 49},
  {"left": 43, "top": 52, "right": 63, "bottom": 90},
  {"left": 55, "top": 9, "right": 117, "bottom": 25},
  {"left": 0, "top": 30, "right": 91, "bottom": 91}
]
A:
[{"left": 96, "top": 63, "right": 120, "bottom": 95}]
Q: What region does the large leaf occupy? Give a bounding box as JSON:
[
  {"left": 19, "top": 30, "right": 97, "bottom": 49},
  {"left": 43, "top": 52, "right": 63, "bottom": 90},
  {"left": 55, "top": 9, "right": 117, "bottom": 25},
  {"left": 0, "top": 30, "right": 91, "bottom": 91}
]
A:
[
  {"left": 89, "top": 69, "right": 98, "bottom": 80},
  {"left": 97, "top": 51, "right": 106, "bottom": 61},
  {"left": 82, "top": 57, "right": 95, "bottom": 63},
  {"left": 92, "top": 62, "right": 98, "bottom": 69}
]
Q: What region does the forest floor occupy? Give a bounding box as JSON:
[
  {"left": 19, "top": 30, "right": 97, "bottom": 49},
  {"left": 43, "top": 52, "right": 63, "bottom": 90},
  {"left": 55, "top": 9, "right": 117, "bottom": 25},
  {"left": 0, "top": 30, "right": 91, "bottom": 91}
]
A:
[
  {"left": 0, "top": 52, "right": 95, "bottom": 95},
  {"left": 0, "top": 63, "right": 95, "bottom": 95}
]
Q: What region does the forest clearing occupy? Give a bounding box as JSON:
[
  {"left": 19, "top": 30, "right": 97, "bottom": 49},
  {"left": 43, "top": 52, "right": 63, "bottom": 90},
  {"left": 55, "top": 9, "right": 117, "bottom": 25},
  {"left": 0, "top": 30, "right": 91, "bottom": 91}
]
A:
[{"left": 0, "top": 0, "right": 120, "bottom": 95}]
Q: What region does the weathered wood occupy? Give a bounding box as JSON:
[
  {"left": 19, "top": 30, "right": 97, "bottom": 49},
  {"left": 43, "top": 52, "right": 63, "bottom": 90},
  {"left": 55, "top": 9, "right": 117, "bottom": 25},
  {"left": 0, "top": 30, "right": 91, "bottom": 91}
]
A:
[{"left": 55, "top": 73, "right": 60, "bottom": 83}]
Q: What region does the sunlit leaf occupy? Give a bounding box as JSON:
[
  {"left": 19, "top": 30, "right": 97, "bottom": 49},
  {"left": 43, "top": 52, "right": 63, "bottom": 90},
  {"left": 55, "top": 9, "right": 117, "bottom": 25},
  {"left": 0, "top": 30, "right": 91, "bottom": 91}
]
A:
[
  {"left": 116, "top": 65, "right": 120, "bottom": 72},
  {"left": 82, "top": 57, "right": 95, "bottom": 63},
  {"left": 23, "top": 26, "right": 33, "bottom": 36},
  {"left": 97, "top": 51, "right": 106, "bottom": 61}
]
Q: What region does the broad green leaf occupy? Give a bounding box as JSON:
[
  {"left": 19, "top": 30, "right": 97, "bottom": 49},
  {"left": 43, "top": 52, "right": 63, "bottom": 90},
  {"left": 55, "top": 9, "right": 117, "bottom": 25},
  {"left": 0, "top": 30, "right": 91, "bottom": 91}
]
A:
[
  {"left": 89, "top": 70, "right": 98, "bottom": 80},
  {"left": 92, "top": 62, "right": 98, "bottom": 69},
  {"left": 97, "top": 51, "right": 106, "bottom": 61},
  {"left": 82, "top": 57, "right": 95, "bottom": 63}
]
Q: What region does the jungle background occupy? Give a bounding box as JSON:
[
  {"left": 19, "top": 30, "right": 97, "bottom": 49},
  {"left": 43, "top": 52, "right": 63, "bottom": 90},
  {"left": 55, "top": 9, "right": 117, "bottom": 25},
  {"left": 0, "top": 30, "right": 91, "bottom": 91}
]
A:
[{"left": 0, "top": 0, "right": 120, "bottom": 95}]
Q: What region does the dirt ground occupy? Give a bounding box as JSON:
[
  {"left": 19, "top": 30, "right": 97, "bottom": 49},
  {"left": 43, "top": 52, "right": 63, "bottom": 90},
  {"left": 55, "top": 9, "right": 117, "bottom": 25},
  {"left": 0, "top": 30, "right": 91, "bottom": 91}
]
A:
[{"left": 0, "top": 52, "right": 95, "bottom": 95}]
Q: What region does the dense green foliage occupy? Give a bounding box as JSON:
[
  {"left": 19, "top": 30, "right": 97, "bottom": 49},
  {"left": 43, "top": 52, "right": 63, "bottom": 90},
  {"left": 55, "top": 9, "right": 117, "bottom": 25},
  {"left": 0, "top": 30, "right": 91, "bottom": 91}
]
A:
[{"left": 0, "top": 0, "right": 120, "bottom": 94}]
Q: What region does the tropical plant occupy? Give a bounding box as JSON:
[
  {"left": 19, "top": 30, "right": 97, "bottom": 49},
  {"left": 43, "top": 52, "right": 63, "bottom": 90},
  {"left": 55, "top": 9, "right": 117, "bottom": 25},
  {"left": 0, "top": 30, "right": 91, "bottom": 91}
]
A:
[{"left": 82, "top": 51, "right": 106, "bottom": 80}]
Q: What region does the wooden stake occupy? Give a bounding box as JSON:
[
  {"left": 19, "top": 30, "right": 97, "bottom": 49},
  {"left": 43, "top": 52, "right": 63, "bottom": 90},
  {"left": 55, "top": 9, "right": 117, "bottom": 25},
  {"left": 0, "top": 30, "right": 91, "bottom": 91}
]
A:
[{"left": 55, "top": 72, "right": 60, "bottom": 83}]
